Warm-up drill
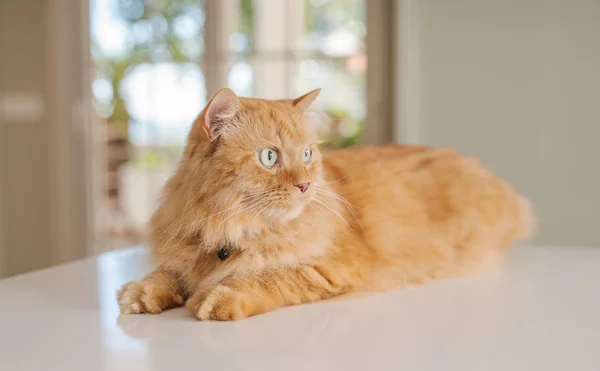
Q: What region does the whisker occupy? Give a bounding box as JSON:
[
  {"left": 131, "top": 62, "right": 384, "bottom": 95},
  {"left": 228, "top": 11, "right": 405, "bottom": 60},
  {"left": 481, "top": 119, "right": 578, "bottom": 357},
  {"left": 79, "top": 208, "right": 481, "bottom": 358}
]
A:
[
  {"left": 242, "top": 194, "right": 271, "bottom": 203},
  {"left": 197, "top": 202, "right": 245, "bottom": 223},
  {"left": 317, "top": 190, "right": 361, "bottom": 216},
  {"left": 217, "top": 203, "right": 257, "bottom": 229},
  {"left": 307, "top": 202, "right": 327, "bottom": 220},
  {"left": 325, "top": 174, "right": 349, "bottom": 184},
  {"left": 253, "top": 201, "right": 272, "bottom": 220},
  {"left": 218, "top": 196, "right": 273, "bottom": 229},
  {"left": 316, "top": 188, "right": 360, "bottom": 210},
  {"left": 316, "top": 190, "right": 357, "bottom": 214},
  {"left": 243, "top": 190, "right": 272, "bottom": 197},
  {"left": 316, "top": 189, "right": 363, "bottom": 230},
  {"left": 312, "top": 196, "right": 350, "bottom": 228}
]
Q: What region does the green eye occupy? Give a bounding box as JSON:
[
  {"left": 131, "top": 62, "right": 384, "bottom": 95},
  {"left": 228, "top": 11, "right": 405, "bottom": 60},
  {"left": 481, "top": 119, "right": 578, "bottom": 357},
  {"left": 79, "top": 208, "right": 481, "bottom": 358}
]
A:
[
  {"left": 303, "top": 147, "right": 312, "bottom": 164},
  {"left": 259, "top": 148, "right": 278, "bottom": 167}
]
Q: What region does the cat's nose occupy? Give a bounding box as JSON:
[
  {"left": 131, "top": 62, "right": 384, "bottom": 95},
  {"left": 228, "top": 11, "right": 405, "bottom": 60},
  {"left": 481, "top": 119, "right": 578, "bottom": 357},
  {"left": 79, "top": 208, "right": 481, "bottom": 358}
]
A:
[{"left": 295, "top": 182, "right": 310, "bottom": 193}]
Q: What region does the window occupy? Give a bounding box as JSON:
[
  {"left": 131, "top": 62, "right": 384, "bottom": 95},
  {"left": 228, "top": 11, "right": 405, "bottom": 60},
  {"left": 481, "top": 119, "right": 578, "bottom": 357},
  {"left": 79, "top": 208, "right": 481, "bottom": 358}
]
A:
[{"left": 208, "top": 0, "right": 367, "bottom": 148}]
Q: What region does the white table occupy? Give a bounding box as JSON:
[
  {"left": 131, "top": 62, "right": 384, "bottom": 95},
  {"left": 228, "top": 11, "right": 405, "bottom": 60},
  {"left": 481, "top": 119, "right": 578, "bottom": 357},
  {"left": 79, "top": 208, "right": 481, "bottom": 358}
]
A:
[{"left": 0, "top": 245, "right": 598, "bottom": 371}]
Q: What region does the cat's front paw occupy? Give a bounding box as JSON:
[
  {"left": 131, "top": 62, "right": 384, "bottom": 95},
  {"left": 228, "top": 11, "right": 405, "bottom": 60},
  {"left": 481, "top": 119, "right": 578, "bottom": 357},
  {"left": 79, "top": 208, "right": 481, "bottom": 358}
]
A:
[
  {"left": 117, "top": 280, "right": 184, "bottom": 314},
  {"left": 186, "top": 285, "right": 250, "bottom": 321}
]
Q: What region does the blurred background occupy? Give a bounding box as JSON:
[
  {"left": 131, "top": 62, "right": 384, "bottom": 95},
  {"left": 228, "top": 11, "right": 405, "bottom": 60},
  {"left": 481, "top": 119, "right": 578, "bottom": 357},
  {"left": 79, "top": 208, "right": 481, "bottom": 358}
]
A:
[
  {"left": 0, "top": 0, "right": 599, "bottom": 278},
  {"left": 90, "top": 0, "right": 368, "bottom": 250}
]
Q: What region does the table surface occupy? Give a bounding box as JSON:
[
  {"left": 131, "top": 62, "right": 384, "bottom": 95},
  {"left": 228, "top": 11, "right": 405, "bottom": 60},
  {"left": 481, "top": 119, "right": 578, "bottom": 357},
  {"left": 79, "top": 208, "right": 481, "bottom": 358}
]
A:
[{"left": 0, "top": 245, "right": 599, "bottom": 371}]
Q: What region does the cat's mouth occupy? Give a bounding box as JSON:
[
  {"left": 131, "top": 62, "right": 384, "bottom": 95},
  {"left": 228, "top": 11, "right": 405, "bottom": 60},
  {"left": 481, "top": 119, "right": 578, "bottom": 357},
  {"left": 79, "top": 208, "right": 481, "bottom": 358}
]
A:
[
  {"left": 289, "top": 191, "right": 314, "bottom": 217},
  {"left": 285, "top": 202, "right": 306, "bottom": 220},
  {"left": 242, "top": 188, "right": 311, "bottom": 222},
  {"left": 270, "top": 195, "right": 310, "bottom": 221}
]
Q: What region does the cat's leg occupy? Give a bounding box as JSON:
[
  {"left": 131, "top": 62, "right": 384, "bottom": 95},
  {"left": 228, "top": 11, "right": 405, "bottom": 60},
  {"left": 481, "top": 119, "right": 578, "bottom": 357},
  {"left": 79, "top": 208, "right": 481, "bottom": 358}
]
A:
[
  {"left": 118, "top": 267, "right": 186, "bottom": 314},
  {"left": 186, "top": 265, "right": 343, "bottom": 321}
]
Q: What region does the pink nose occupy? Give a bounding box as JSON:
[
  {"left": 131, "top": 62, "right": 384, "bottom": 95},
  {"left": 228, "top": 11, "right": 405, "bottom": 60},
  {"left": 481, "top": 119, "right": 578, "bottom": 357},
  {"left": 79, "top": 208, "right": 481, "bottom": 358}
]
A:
[{"left": 296, "top": 182, "right": 310, "bottom": 193}]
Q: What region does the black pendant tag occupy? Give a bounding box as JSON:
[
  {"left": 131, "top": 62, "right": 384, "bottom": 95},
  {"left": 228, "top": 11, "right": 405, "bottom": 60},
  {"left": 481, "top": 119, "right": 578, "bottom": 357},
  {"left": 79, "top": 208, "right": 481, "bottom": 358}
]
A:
[{"left": 217, "top": 248, "right": 230, "bottom": 261}]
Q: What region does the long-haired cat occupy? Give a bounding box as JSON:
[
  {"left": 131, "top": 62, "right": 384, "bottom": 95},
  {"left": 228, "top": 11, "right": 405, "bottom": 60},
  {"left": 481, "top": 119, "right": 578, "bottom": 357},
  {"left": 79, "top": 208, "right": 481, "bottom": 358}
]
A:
[{"left": 118, "top": 88, "right": 534, "bottom": 320}]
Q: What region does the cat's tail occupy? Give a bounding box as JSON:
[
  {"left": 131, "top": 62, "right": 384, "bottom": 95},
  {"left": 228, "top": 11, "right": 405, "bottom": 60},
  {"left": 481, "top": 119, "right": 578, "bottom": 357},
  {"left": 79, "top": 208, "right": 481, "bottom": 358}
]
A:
[{"left": 515, "top": 195, "right": 536, "bottom": 241}]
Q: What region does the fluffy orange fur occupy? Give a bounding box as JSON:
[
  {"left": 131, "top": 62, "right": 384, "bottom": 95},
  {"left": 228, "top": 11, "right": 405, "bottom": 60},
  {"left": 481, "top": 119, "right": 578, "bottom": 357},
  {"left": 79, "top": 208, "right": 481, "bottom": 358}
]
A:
[{"left": 118, "top": 88, "right": 534, "bottom": 321}]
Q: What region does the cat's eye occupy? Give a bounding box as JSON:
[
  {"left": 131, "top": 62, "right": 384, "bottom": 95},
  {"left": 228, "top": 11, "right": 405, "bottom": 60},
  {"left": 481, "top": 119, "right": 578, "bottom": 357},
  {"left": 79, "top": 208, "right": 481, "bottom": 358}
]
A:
[
  {"left": 259, "top": 148, "right": 278, "bottom": 168},
  {"left": 303, "top": 147, "right": 313, "bottom": 164}
]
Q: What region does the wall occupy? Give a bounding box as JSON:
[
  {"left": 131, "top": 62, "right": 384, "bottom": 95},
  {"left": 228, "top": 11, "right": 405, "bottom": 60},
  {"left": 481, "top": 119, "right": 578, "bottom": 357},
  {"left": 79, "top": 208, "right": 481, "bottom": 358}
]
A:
[
  {"left": 395, "top": 0, "right": 600, "bottom": 246},
  {"left": 0, "top": 0, "right": 54, "bottom": 277},
  {"left": 0, "top": 0, "right": 93, "bottom": 277}
]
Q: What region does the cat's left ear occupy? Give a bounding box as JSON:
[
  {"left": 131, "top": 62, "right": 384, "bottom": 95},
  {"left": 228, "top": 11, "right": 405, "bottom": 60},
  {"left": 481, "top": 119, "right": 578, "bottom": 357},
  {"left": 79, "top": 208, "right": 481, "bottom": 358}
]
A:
[
  {"left": 292, "top": 88, "right": 321, "bottom": 112},
  {"left": 190, "top": 88, "right": 240, "bottom": 142}
]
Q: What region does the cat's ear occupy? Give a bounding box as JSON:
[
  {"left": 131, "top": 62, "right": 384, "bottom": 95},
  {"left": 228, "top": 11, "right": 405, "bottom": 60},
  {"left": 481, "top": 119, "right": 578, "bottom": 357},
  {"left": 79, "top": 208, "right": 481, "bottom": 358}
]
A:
[
  {"left": 192, "top": 88, "right": 240, "bottom": 141},
  {"left": 292, "top": 88, "right": 321, "bottom": 112}
]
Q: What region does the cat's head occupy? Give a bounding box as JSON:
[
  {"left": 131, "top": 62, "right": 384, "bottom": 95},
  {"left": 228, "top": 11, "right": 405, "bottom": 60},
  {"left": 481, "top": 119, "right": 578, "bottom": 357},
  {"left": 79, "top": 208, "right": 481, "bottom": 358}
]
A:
[{"left": 159, "top": 88, "right": 325, "bottom": 245}]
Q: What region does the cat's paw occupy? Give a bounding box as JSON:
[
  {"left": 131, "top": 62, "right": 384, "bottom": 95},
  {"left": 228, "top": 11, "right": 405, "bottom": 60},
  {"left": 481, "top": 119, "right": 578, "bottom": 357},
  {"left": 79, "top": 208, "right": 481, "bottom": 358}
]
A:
[
  {"left": 117, "top": 280, "right": 184, "bottom": 314},
  {"left": 186, "top": 285, "right": 250, "bottom": 321}
]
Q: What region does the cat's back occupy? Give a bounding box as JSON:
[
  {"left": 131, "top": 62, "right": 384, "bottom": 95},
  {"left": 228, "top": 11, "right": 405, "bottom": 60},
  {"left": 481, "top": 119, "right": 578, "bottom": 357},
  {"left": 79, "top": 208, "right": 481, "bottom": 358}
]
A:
[
  {"left": 322, "top": 143, "right": 509, "bottom": 209},
  {"left": 322, "top": 143, "right": 467, "bottom": 188},
  {"left": 321, "top": 143, "right": 532, "bottom": 250},
  {"left": 322, "top": 143, "right": 471, "bottom": 223}
]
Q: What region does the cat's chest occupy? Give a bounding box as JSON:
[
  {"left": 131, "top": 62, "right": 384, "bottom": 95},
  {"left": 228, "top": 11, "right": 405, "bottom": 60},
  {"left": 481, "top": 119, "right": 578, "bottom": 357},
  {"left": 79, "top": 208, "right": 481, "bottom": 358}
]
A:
[
  {"left": 239, "top": 232, "right": 330, "bottom": 267},
  {"left": 184, "top": 215, "right": 336, "bottom": 289},
  {"left": 180, "top": 223, "right": 334, "bottom": 291}
]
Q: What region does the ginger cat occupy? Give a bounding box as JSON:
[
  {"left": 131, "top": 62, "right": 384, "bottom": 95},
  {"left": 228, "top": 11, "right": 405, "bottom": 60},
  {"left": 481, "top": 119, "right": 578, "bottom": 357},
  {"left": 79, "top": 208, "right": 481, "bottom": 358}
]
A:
[{"left": 118, "top": 88, "right": 534, "bottom": 321}]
